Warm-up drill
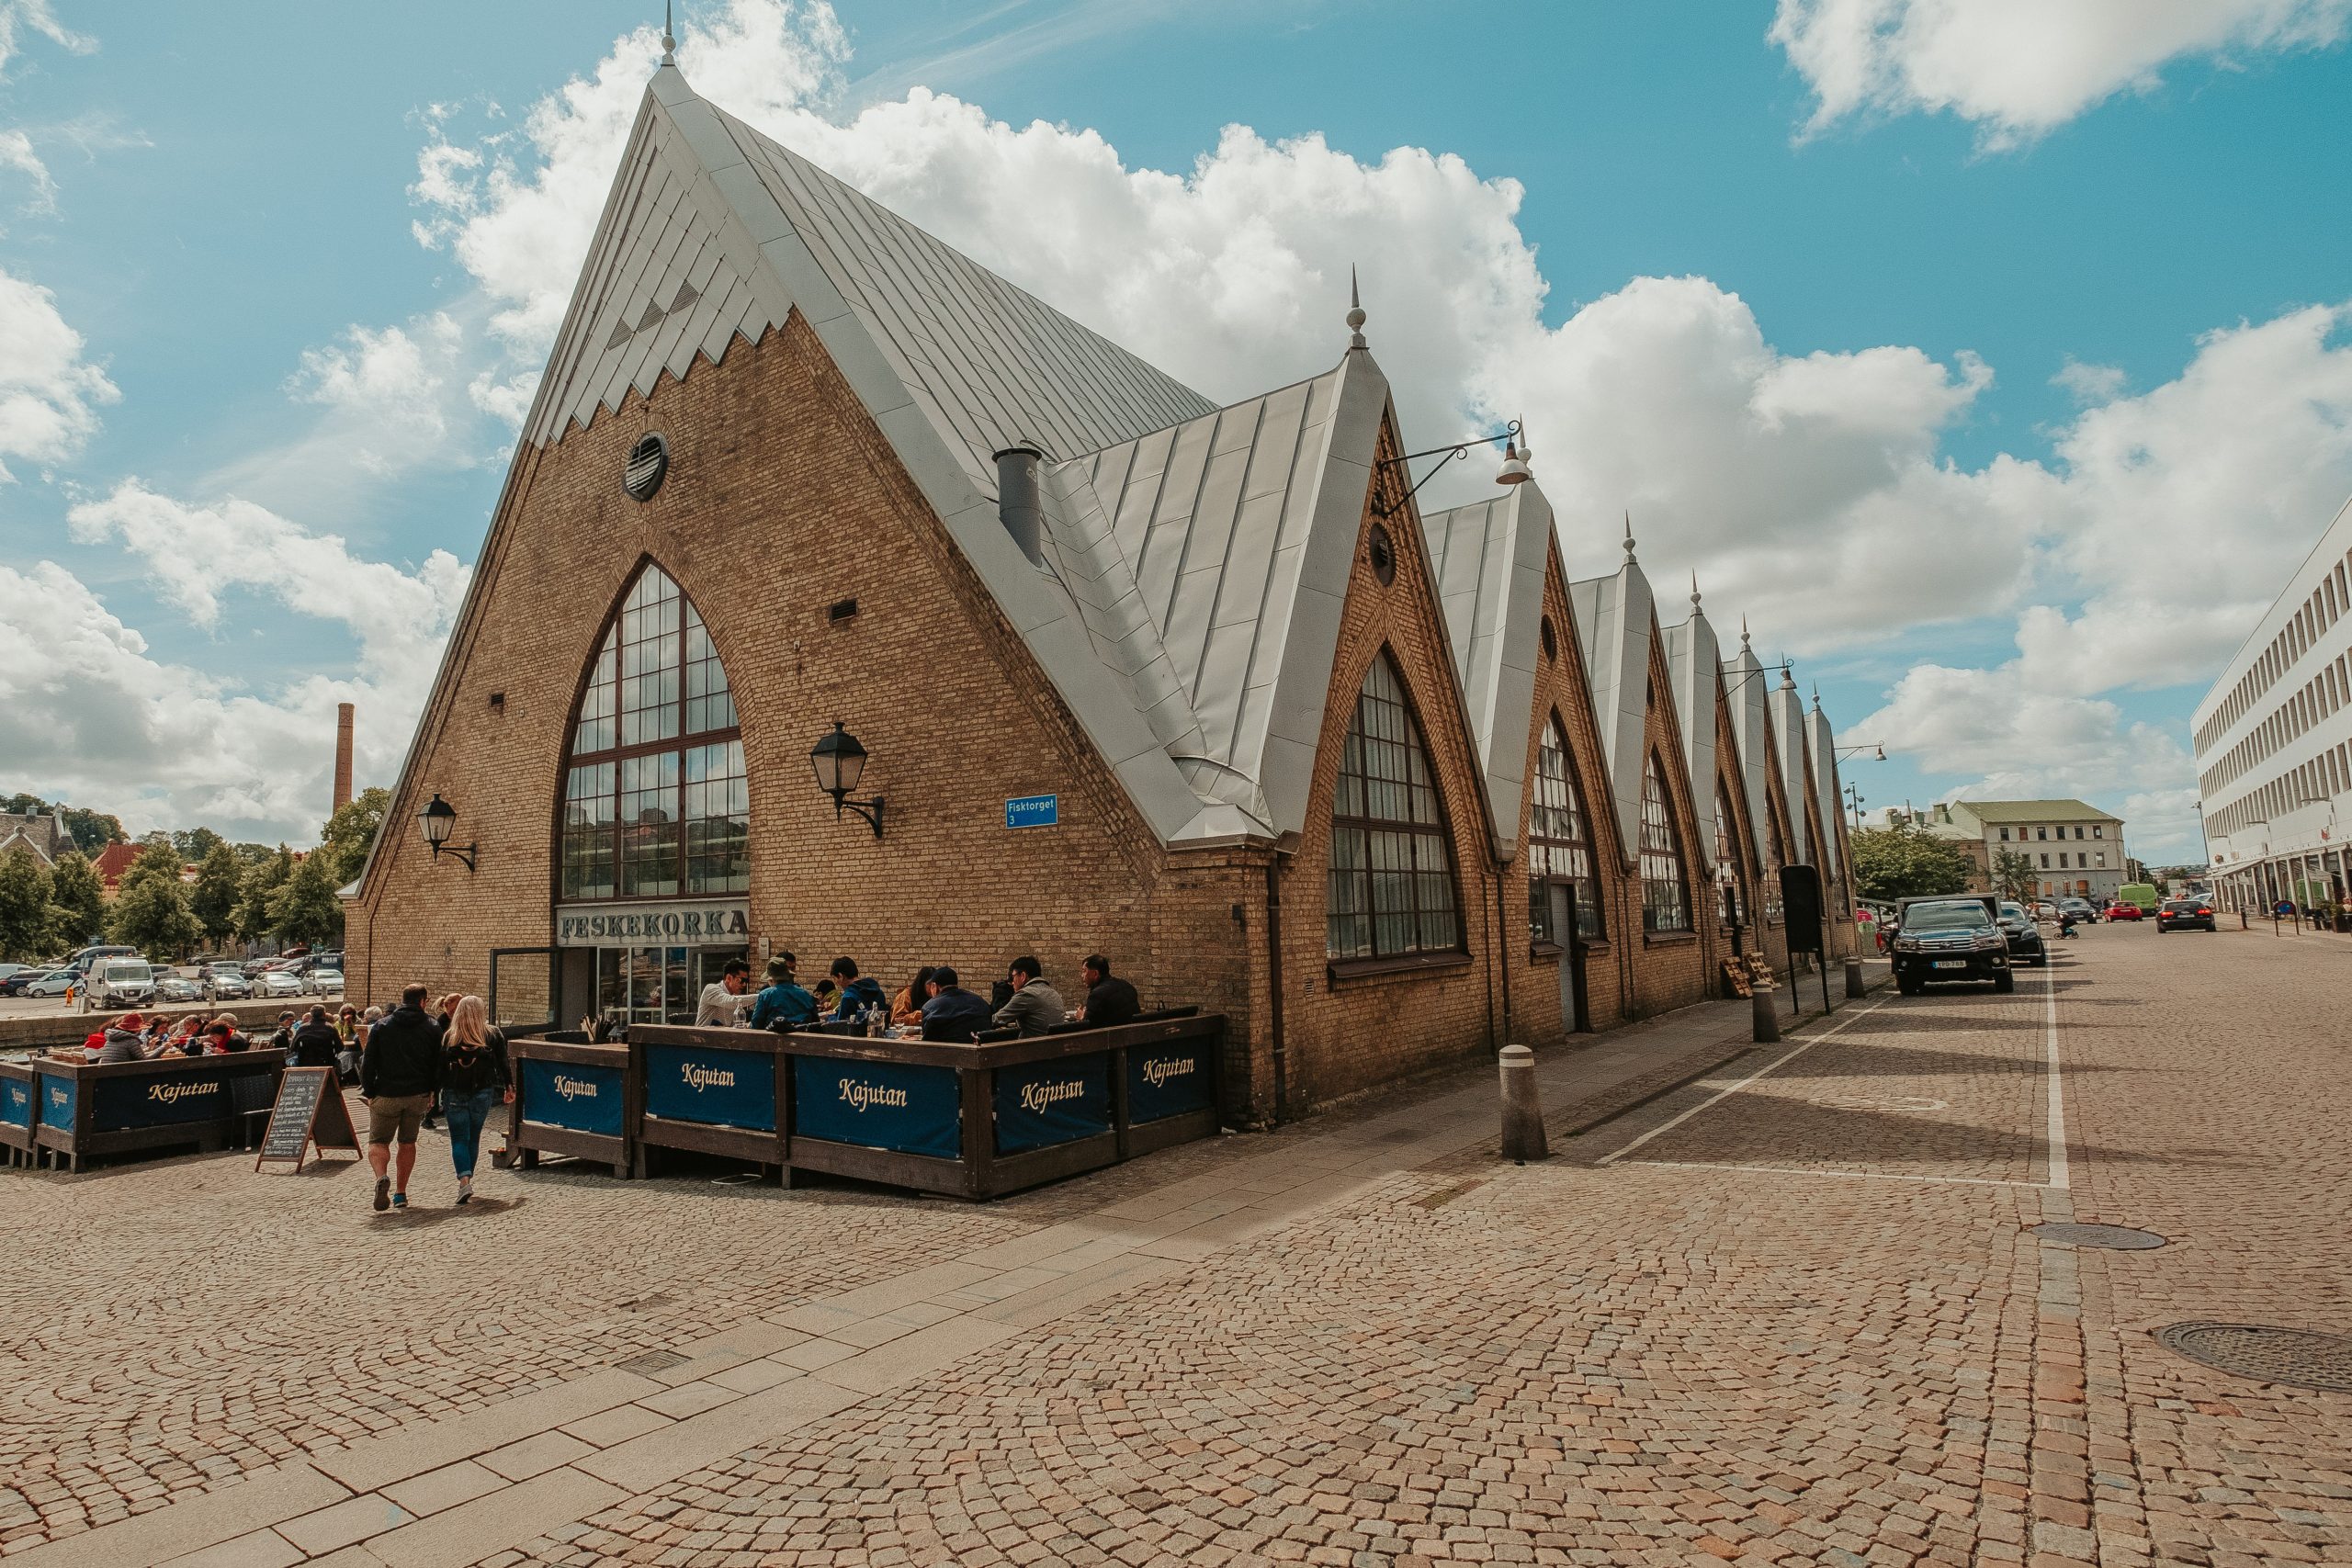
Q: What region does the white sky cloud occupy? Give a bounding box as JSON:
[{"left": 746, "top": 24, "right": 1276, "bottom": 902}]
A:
[
  {"left": 1771, "top": 0, "right": 2352, "bottom": 145},
  {"left": 0, "top": 261, "right": 115, "bottom": 480},
  {"left": 0, "top": 0, "right": 89, "bottom": 79}
]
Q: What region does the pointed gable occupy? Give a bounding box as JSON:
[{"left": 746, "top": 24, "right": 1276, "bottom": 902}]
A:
[
  {"left": 1659, "top": 598, "right": 1721, "bottom": 874},
  {"left": 1724, "top": 633, "right": 1776, "bottom": 869},
  {"left": 1805, "top": 701, "right": 1845, "bottom": 876},
  {"left": 1769, "top": 671, "right": 1813, "bottom": 864},
  {"left": 1424, "top": 483, "right": 1553, "bottom": 860},
  {"left": 1568, "top": 543, "right": 1656, "bottom": 864}
]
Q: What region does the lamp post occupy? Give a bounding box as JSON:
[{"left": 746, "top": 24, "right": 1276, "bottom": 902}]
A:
[
  {"left": 1373, "top": 418, "right": 1527, "bottom": 517},
  {"left": 809, "top": 722, "right": 886, "bottom": 838},
  {"left": 416, "top": 793, "right": 478, "bottom": 873}
]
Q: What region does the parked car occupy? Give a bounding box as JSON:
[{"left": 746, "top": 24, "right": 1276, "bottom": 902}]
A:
[
  {"left": 1996, "top": 901, "right": 2047, "bottom": 966},
  {"left": 2059, "top": 897, "right": 2098, "bottom": 924},
  {"left": 2155, "top": 897, "right": 2217, "bottom": 932},
  {"left": 85, "top": 957, "right": 157, "bottom": 1010},
  {"left": 201, "top": 964, "right": 252, "bottom": 1001},
  {"left": 1, "top": 967, "right": 59, "bottom": 996},
  {"left": 156, "top": 972, "right": 202, "bottom": 1003},
  {"left": 21, "top": 969, "right": 74, "bottom": 998},
  {"left": 1891, "top": 896, "right": 2015, "bottom": 995},
  {"left": 308, "top": 966, "right": 345, "bottom": 998},
  {"left": 256, "top": 968, "right": 307, "bottom": 998},
  {"left": 2103, "top": 901, "right": 2143, "bottom": 921}
]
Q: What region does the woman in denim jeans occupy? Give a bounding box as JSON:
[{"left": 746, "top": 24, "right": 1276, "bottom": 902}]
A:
[{"left": 436, "top": 996, "right": 512, "bottom": 1205}]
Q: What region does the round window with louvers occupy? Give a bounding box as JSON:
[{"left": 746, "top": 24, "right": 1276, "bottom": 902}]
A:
[{"left": 623, "top": 433, "right": 669, "bottom": 502}]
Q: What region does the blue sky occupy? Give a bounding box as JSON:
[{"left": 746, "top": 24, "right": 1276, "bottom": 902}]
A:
[{"left": 3, "top": 0, "right": 2349, "bottom": 862}]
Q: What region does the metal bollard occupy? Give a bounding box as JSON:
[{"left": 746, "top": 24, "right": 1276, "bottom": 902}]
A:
[
  {"left": 1751, "top": 985, "right": 1781, "bottom": 1043},
  {"left": 1844, "top": 957, "right": 1865, "bottom": 999},
  {"left": 1498, "top": 1044, "right": 1547, "bottom": 1163}
]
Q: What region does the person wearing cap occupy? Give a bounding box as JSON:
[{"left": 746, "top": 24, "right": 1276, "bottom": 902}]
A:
[
  {"left": 918, "top": 966, "right": 992, "bottom": 1043},
  {"left": 94, "top": 1013, "right": 149, "bottom": 1063},
  {"left": 267, "top": 1010, "right": 299, "bottom": 1057},
  {"left": 750, "top": 953, "right": 819, "bottom": 1032}
]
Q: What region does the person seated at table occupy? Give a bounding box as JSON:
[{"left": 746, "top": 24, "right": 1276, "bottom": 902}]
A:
[
  {"left": 291, "top": 1006, "right": 344, "bottom": 1069},
  {"left": 1077, "top": 953, "right": 1139, "bottom": 1028},
  {"left": 141, "top": 1017, "right": 172, "bottom": 1053},
  {"left": 751, "top": 953, "right": 820, "bottom": 1032},
  {"left": 94, "top": 1014, "right": 149, "bottom": 1063},
  {"left": 991, "top": 956, "right": 1066, "bottom": 1038},
  {"left": 825, "top": 957, "right": 888, "bottom": 1022},
  {"left": 158, "top": 1016, "right": 205, "bottom": 1056},
  {"left": 810, "top": 977, "right": 837, "bottom": 1012},
  {"left": 919, "top": 965, "right": 993, "bottom": 1043},
  {"left": 891, "top": 966, "right": 936, "bottom": 1028},
  {"left": 207, "top": 1015, "right": 252, "bottom": 1053},
  {"left": 695, "top": 958, "right": 756, "bottom": 1026}
]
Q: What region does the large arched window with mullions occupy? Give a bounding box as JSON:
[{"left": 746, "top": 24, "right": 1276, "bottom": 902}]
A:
[
  {"left": 559, "top": 564, "right": 747, "bottom": 902},
  {"left": 1327, "top": 653, "right": 1463, "bottom": 960},
  {"left": 1713, "top": 784, "right": 1745, "bottom": 931},
  {"left": 1639, "top": 753, "right": 1691, "bottom": 933},
  {"left": 1528, "top": 714, "right": 1603, "bottom": 945}
]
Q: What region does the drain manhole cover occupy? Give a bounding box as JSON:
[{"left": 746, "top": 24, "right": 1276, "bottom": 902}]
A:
[
  {"left": 2156, "top": 1323, "right": 2352, "bottom": 1393},
  {"left": 2032, "top": 1222, "right": 2166, "bottom": 1250},
  {"left": 614, "top": 1348, "right": 691, "bottom": 1376}
]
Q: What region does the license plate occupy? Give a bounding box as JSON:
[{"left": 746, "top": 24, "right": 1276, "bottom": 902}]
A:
[{"left": 1931, "top": 960, "right": 1966, "bottom": 969}]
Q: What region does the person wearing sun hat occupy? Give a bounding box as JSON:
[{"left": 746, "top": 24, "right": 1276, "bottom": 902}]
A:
[{"left": 94, "top": 1013, "right": 149, "bottom": 1063}]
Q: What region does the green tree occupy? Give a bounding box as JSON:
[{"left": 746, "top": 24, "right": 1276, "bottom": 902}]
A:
[
  {"left": 189, "top": 843, "right": 244, "bottom": 945},
  {"left": 172, "top": 826, "right": 228, "bottom": 864},
  {"left": 0, "top": 847, "right": 56, "bottom": 962},
  {"left": 118, "top": 840, "right": 185, "bottom": 895},
  {"left": 1990, "top": 848, "right": 2039, "bottom": 905},
  {"left": 108, "top": 868, "right": 202, "bottom": 959},
  {"left": 46, "top": 850, "right": 106, "bottom": 947},
  {"left": 267, "top": 852, "right": 344, "bottom": 947},
  {"left": 318, "top": 786, "right": 390, "bottom": 887},
  {"left": 236, "top": 844, "right": 296, "bottom": 940},
  {"left": 1849, "top": 821, "right": 1974, "bottom": 903}
]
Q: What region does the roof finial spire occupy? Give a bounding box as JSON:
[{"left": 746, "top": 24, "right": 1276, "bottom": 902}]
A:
[
  {"left": 661, "top": 0, "right": 676, "bottom": 65},
  {"left": 1622, "top": 513, "right": 1636, "bottom": 562},
  {"left": 1812, "top": 681, "right": 1823, "bottom": 712},
  {"left": 1740, "top": 614, "right": 1751, "bottom": 649},
  {"left": 1345, "top": 265, "right": 1366, "bottom": 350},
  {"left": 1690, "top": 570, "right": 1702, "bottom": 611}
]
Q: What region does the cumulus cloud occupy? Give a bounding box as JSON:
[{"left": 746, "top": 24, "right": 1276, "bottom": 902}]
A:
[
  {"left": 1771, "top": 0, "right": 2352, "bottom": 145},
  {"left": 0, "top": 262, "right": 116, "bottom": 479},
  {"left": 0, "top": 0, "right": 89, "bottom": 78}
]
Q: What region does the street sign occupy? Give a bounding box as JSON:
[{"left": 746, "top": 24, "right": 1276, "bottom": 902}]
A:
[
  {"left": 1004, "top": 793, "right": 1058, "bottom": 829},
  {"left": 1780, "top": 864, "right": 1825, "bottom": 955},
  {"left": 254, "top": 1066, "right": 360, "bottom": 1173}
]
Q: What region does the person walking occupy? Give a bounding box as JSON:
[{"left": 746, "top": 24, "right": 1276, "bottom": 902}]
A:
[
  {"left": 436, "top": 995, "right": 511, "bottom": 1206},
  {"left": 361, "top": 984, "right": 442, "bottom": 1212}
]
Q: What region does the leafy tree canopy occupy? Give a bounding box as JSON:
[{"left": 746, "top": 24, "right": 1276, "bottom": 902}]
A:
[
  {"left": 236, "top": 845, "right": 296, "bottom": 939},
  {"left": 47, "top": 851, "right": 106, "bottom": 947},
  {"left": 172, "top": 826, "right": 228, "bottom": 864},
  {"left": 1850, "top": 822, "right": 1975, "bottom": 903},
  {"left": 1990, "top": 848, "right": 2039, "bottom": 904},
  {"left": 318, "top": 786, "right": 390, "bottom": 888},
  {"left": 267, "top": 852, "right": 344, "bottom": 948},
  {"left": 189, "top": 843, "right": 244, "bottom": 945},
  {"left": 108, "top": 870, "right": 201, "bottom": 960},
  {"left": 0, "top": 848, "right": 54, "bottom": 963}
]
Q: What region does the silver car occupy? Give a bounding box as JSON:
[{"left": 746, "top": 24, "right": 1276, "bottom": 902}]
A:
[
  {"left": 201, "top": 964, "right": 252, "bottom": 1001},
  {"left": 256, "top": 968, "right": 307, "bottom": 998}
]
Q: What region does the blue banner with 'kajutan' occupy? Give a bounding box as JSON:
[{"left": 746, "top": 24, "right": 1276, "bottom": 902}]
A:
[
  {"left": 521, "top": 1057, "right": 625, "bottom": 1138},
  {"left": 993, "top": 1053, "right": 1111, "bottom": 1155},
  {"left": 1, "top": 1076, "right": 31, "bottom": 1129},
  {"left": 38, "top": 1075, "right": 74, "bottom": 1129},
  {"left": 792, "top": 1056, "right": 959, "bottom": 1159},
  {"left": 644, "top": 1043, "right": 775, "bottom": 1131},
  {"left": 1127, "top": 1043, "right": 1216, "bottom": 1124}
]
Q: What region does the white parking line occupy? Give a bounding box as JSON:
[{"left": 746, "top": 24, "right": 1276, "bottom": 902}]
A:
[
  {"left": 1623, "top": 1159, "right": 2038, "bottom": 1190},
  {"left": 2043, "top": 964, "right": 2069, "bottom": 1190},
  {"left": 1594, "top": 988, "right": 1894, "bottom": 1166}
]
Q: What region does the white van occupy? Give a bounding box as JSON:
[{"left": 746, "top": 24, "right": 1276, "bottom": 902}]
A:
[{"left": 85, "top": 958, "right": 156, "bottom": 1010}]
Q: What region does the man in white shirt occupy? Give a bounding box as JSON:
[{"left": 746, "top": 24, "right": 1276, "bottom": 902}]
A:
[{"left": 695, "top": 959, "right": 755, "bottom": 1026}]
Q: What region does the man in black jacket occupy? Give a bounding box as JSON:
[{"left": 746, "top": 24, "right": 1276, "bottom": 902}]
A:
[
  {"left": 1078, "top": 954, "right": 1139, "bottom": 1028},
  {"left": 362, "top": 984, "right": 442, "bottom": 1212},
  {"left": 289, "top": 1005, "right": 344, "bottom": 1070}
]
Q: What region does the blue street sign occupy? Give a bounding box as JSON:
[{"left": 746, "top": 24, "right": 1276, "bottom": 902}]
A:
[{"left": 1004, "top": 793, "right": 1058, "bottom": 829}]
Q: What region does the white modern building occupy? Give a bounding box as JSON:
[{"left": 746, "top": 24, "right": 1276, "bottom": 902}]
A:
[{"left": 2194, "top": 492, "right": 2352, "bottom": 911}]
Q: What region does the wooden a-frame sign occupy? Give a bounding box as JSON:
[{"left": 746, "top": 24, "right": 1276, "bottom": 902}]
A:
[{"left": 254, "top": 1066, "right": 362, "bottom": 1172}]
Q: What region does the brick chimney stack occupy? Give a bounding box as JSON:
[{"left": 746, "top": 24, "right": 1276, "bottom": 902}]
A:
[{"left": 333, "top": 703, "right": 355, "bottom": 815}]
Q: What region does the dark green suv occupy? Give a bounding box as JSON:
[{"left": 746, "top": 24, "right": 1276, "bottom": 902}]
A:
[{"left": 1892, "top": 897, "right": 2014, "bottom": 995}]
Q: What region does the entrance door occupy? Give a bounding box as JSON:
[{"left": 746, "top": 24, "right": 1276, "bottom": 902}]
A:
[{"left": 1549, "top": 884, "right": 1590, "bottom": 1034}]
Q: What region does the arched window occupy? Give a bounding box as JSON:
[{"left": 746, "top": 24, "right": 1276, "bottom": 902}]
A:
[
  {"left": 1762, "top": 790, "right": 1788, "bottom": 922},
  {"left": 560, "top": 565, "right": 746, "bottom": 901},
  {"left": 1713, "top": 784, "right": 1744, "bottom": 930},
  {"left": 1639, "top": 753, "right": 1690, "bottom": 933},
  {"left": 1528, "top": 715, "right": 1603, "bottom": 945},
  {"left": 1328, "top": 654, "right": 1461, "bottom": 959}
]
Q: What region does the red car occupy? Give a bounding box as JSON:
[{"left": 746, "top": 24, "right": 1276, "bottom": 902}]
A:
[{"left": 2103, "top": 901, "right": 2143, "bottom": 920}]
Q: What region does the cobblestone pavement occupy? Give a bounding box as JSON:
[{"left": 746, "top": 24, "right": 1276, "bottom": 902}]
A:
[{"left": 4, "top": 928, "right": 2347, "bottom": 1568}]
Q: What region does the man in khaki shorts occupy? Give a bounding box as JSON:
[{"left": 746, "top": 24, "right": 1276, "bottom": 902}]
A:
[{"left": 361, "top": 983, "right": 443, "bottom": 1211}]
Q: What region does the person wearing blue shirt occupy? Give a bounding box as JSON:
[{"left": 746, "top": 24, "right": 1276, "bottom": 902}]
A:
[{"left": 750, "top": 953, "right": 820, "bottom": 1032}]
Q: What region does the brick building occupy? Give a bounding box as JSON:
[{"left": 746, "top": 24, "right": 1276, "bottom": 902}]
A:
[{"left": 345, "top": 59, "right": 1856, "bottom": 1122}]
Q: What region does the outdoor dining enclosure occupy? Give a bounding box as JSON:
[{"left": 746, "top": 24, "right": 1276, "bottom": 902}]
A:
[{"left": 503, "top": 1011, "right": 1226, "bottom": 1200}]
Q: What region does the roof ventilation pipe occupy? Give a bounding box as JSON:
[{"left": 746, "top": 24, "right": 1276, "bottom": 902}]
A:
[{"left": 992, "top": 441, "right": 1047, "bottom": 567}]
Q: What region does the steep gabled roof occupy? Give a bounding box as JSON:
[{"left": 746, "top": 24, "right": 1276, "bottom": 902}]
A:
[
  {"left": 1425, "top": 483, "right": 1554, "bottom": 859},
  {"left": 1568, "top": 541, "right": 1656, "bottom": 862},
  {"left": 1659, "top": 592, "right": 1722, "bottom": 873},
  {"left": 1804, "top": 698, "right": 1844, "bottom": 876},
  {"left": 1723, "top": 630, "right": 1777, "bottom": 871},
  {"left": 1769, "top": 669, "right": 1815, "bottom": 864}
]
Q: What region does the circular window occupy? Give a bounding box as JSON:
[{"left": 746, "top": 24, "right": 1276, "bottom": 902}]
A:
[
  {"left": 623, "top": 433, "right": 669, "bottom": 502},
  {"left": 1368, "top": 523, "right": 1396, "bottom": 586},
  {"left": 1540, "top": 615, "right": 1557, "bottom": 661}
]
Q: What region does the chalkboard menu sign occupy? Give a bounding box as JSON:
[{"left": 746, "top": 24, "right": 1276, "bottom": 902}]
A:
[
  {"left": 1780, "top": 863, "right": 1825, "bottom": 955},
  {"left": 254, "top": 1066, "right": 360, "bottom": 1172}
]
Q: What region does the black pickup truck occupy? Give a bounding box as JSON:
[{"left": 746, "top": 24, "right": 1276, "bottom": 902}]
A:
[{"left": 1890, "top": 894, "right": 2013, "bottom": 995}]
